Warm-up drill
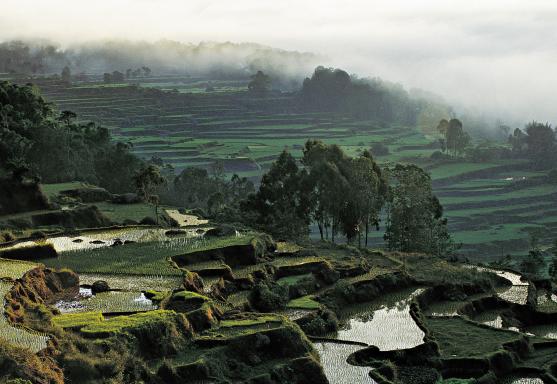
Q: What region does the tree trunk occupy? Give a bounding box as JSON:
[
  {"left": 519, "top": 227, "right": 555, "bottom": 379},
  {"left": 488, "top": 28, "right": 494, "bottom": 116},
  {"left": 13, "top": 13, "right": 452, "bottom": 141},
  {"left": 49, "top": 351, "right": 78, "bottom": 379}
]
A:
[
  {"left": 318, "top": 222, "right": 324, "bottom": 241},
  {"left": 365, "top": 220, "right": 369, "bottom": 247}
]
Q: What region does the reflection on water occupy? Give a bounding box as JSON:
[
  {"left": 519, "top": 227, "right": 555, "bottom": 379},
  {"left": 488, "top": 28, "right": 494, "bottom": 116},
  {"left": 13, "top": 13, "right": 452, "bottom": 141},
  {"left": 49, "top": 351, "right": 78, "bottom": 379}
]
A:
[
  {"left": 314, "top": 342, "right": 376, "bottom": 384},
  {"left": 468, "top": 266, "right": 529, "bottom": 305},
  {"left": 336, "top": 288, "right": 425, "bottom": 350},
  {"left": 79, "top": 273, "right": 182, "bottom": 291},
  {"left": 473, "top": 310, "right": 519, "bottom": 332},
  {"left": 500, "top": 376, "right": 544, "bottom": 384},
  {"left": 526, "top": 323, "right": 557, "bottom": 339}
]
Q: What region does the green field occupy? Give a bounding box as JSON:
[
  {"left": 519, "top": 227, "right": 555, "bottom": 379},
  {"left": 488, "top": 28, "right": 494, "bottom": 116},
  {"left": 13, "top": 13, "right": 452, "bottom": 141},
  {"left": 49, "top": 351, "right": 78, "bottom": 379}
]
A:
[{"left": 22, "top": 75, "right": 557, "bottom": 260}]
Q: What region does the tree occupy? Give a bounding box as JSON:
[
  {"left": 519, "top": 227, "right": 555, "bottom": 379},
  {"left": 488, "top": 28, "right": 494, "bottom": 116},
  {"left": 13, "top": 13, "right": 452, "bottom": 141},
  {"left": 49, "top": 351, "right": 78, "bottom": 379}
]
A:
[
  {"left": 384, "top": 164, "right": 455, "bottom": 257},
  {"left": 524, "top": 121, "right": 556, "bottom": 167},
  {"left": 248, "top": 71, "right": 271, "bottom": 94},
  {"left": 58, "top": 110, "right": 77, "bottom": 126},
  {"left": 112, "top": 71, "right": 125, "bottom": 82},
  {"left": 242, "top": 150, "right": 310, "bottom": 239},
  {"left": 103, "top": 73, "right": 112, "bottom": 83},
  {"left": 302, "top": 140, "right": 386, "bottom": 244},
  {"left": 61, "top": 66, "right": 71, "bottom": 84},
  {"left": 133, "top": 165, "right": 165, "bottom": 223}
]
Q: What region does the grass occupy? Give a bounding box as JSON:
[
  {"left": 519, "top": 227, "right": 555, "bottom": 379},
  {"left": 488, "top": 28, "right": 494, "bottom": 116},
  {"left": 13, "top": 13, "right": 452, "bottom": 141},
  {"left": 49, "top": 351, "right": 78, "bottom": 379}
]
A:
[
  {"left": 219, "top": 315, "right": 281, "bottom": 328},
  {"left": 426, "top": 316, "right": 521, "bottom": 357},
  {"left": 0, "top": 258, "right": 38, "bottom": 279},
  {"left": 80, "top": 310, "right": 176, "bottom": 336},
  {"left": 57, "top": 291, "right": 157, "bottom": 314},
  {"left": 276, "top": 274, "right": 313, "bottom": 286},
  {"left": 287, "top": 296, "right": 320, "bottom": 310},
  {"left": 52, "top": 312, "right": 104, "bottom": 329},
  {"left": 43, "top": 235, "right": 247, "bottom": 276}
]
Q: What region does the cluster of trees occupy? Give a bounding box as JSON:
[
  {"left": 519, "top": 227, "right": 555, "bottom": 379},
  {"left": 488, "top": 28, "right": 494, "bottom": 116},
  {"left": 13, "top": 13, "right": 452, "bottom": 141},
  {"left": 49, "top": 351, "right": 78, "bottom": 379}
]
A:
[
  {"left": 0, "top": 81, "right": 142, "bottom": 192},
  {"left": 384, "top": 164, "right": 455, "bottom": 256},
  {"left": 0, "top": 41, "right": 66, "bottom": 74},
  {"left": 436, "top": 118, "right": 470, "bottom": 156},
  {"left": 299, "top": 66, "right": 429, "bottom": 125},
  {"left": 103, "top": 71, "right": 125, "bottom": 83},
  {"left": 126, "top": 67, "right": 151, "bottom": 79},
  {"left": 509, "top": 121, "right": 556, "bottom": 167},
  {"left": 242, "top": 140, "right": 455, "bottom": 255},
  {"left": 248, "top": 71, "right": 271, "bottom": 95},
  {"left": 155, "top": 164, "right": 255, "bottom": 220}
]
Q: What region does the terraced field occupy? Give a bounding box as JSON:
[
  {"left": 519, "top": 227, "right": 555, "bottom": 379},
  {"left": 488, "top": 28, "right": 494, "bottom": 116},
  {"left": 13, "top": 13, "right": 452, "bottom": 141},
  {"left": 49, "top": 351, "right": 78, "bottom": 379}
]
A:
[{"left": 25, "top": 76, "right": 557, "bottom": 260}]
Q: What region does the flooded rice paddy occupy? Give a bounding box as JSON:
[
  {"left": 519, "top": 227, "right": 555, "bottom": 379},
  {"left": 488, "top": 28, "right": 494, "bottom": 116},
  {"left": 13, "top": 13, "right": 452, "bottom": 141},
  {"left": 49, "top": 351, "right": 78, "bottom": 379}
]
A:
[
  {"left": 55, "top": 291, "right": 156, "bottom": 314},
  {"left": 0, "top": 260, "right": 49, "bottom": 352},
  {"left": 468, "top": 266, "right": 529, "bottom": 305},
  {"left": 336, "top": 288, "right": 425, "bottom": 350},
  {"left": 314, "top": 342, "right": 376, "bottom": 384},
  {"left": 79, "top": 273, "right": 182, "bottom": 291},
  {"left": 0, "top": 227, "right": 203, "bottom": 253}
]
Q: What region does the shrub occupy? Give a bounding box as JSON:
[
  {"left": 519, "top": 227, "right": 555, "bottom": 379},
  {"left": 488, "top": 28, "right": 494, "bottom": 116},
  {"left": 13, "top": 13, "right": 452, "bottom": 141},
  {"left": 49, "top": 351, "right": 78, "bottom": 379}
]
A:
[{"left": 249, "top": 282, "right": 289, "bottom": 312}]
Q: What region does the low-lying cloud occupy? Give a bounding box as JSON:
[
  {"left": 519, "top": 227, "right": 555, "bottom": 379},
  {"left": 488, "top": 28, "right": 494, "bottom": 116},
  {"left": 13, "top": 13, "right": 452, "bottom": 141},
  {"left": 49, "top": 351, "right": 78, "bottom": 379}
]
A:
[{"left": 1, "top": 0, "right": 556, "bottom": 126}]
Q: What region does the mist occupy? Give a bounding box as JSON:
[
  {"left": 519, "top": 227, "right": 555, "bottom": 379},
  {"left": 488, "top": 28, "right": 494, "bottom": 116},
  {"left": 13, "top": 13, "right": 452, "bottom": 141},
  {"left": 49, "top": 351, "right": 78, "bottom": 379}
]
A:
[{"left": 1, "top": 0, "right": 556, "bottom": 125}]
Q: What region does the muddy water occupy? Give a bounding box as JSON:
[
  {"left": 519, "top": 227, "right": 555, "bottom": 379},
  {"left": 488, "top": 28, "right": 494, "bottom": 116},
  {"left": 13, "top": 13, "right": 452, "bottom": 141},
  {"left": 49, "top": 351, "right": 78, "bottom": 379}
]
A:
[
  {"left": 314, "top": 342, "right": 376, "bottom": 384},
  {"left": 336, "top": 288, "right": 425, "bottom": 350},
  {"left": 0, "top": 227, "right": 202, "bottom": 253}
]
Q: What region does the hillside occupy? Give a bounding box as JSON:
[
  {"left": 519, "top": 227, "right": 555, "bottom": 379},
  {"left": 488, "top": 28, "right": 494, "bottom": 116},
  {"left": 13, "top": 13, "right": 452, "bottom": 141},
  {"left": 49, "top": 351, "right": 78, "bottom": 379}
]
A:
[{"left": 13, "top": 74, "right": 557, "bottom": 261}]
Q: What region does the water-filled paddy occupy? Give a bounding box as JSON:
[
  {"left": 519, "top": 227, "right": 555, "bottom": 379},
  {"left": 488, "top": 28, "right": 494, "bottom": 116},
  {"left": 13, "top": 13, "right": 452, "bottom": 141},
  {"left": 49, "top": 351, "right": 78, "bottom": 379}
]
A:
[
  {"left": 500, "top": 376, "right": 544, "bottom": 384},
  {"left": 468, "top": 266, "right": 529, "bottom": 305},
  {"left": 55, "top": 291, "right": 156, "bottom": 314},
  {"left": 79, "top": 273, "right": 182, "bottom": 291},
  {"left": 314, "top": 342, "right": 376, "bottom": 384},
  {"left": 336, "top": 288, "right": 425, "bottom": 350},
  {"left": 0, "top": 227, "right": 202, "bottom": 253},
  {"left": 0, "top": 261, "right": 49, "bottom": 352}
]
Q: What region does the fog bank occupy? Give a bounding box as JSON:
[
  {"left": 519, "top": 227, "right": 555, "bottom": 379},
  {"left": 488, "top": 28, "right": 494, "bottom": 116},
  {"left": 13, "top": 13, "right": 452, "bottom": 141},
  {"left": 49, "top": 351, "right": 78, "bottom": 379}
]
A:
[{"left": 1, "top": 0, "right": 556, "bottom": 125}]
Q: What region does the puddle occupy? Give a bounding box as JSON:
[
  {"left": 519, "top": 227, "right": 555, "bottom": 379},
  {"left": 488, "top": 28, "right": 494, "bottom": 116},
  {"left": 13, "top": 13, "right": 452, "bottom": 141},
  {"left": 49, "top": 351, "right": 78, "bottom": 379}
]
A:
[
  {"left": 335, "top": 288, "right": 425, "bottom": 350},
  {"left": 314, "top": 342, "right": 376, "bottom": 384}
]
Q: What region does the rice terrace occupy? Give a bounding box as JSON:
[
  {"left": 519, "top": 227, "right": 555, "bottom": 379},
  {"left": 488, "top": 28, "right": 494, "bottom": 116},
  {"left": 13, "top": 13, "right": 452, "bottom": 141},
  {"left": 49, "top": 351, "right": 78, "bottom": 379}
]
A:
[{"left": 1, "top": 1, "right": 557, "bottom": 383}]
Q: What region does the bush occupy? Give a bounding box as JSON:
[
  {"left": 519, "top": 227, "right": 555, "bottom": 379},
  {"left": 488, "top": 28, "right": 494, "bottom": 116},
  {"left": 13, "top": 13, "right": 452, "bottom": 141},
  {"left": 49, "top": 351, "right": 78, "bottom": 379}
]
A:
[{"left": 250, "top": 282, "right": 289, "bottom": 312}]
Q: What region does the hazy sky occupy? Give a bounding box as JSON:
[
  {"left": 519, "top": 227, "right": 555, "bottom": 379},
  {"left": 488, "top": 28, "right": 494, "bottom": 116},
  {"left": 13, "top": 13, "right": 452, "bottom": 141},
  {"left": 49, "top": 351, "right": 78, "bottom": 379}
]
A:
[{"left": 2, "top": 0, "right": 557, "bottom": 124}]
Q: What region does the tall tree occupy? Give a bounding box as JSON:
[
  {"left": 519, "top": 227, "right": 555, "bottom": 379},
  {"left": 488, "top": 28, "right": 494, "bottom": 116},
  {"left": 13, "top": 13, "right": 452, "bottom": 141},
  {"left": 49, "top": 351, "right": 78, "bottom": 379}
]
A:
[
  {"left": 134, "top": 165, "right": 165, "bottom": 223},
  {"left": 248, "top": 71, "right": 271, "bottom": 95},
  {"left": 384, "top": 164, "right": 455, "bottom": 257}
]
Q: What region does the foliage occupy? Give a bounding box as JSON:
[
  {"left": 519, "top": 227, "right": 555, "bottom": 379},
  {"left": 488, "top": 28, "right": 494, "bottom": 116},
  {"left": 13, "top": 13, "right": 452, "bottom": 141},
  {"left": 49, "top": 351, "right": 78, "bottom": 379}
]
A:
[
  {"left": 300, "top": 66, "right": 426, "bottom": 124},
  {"left": 52, "top": 312, "right": 104, "bottom": 329},
  {"left": 436, "top": 118, "right": 470, "bottom": 156},
  {"left": 0, "top": 81, "right": 142, "bottom": 192},
  {"left": 248, "top": 70, "right": 271, "bottom": 94},
  {"left": 384, "top": 164, "right": 455, "bottom": 256},
  {"left": 249, "top": 282, "right": 289, "bottom": 312},
  {"left": 242, "top": 150, "right": 310, "bottom": 240}
]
